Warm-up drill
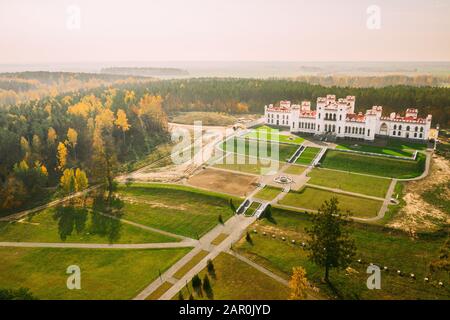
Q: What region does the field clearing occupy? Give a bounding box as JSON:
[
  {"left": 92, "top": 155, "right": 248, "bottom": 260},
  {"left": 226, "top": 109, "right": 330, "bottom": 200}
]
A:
[
  {"left": 295, "top": 147, "right": 321, "bottom": 165},
  {"left": 254, "top": 186, "right": 283, "bottom": 201},
  {"left": 213, "top": 153, "right": 282, "bottom": 175},
  {"left": 117, "top": 184, "right": 238, "bottom": 239},
  {"left": 336, "top": 143, "right": 413, "bottom": 157},
  {"left": 235, "top": 208, "right": 449, "bottom": 300},
  {"left": 243, "top": 125, "right": 304, "bottom": 144},
  {"left": 176, "top": 252, "right": 289, "bottom": 300},
  {"left": 220, "top": 137, "right": 298, "bottom": 162},
  {"left": 0, "top": 247, "right": 190, "bottom": 300},
  {"left": 187, "top": 168, "right": 257, "bottom": 197},
  {"left": 320, "top": 150, "right": 426, "bottom": 179},
  {"left": 307, "top": 168, "right": 391, "bottom": 198},
  {"left": 279, "top": 187, "right": 382, "bottom": 218},
  {"left": 0, "top": 207, "right": 177, "bottom": 244},
  {"left": 283, "top": 164, "right": 307, "bottom": 175}
]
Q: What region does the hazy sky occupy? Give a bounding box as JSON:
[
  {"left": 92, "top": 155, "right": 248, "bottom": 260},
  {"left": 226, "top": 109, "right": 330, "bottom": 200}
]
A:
[{"left": 1, "top": 0, "right": 449, "bottom": 63}]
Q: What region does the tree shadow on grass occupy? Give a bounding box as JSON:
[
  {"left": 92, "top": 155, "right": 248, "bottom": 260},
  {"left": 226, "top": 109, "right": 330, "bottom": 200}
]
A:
[
  {"left": 53, "top": 206, "right": 88, "bottom": 241},
  {"left": 90, "top": 195, "right": 125, "bottom": 244}
]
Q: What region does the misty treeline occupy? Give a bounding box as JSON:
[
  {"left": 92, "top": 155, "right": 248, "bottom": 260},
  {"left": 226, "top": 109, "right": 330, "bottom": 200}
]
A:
[{"left": 0, "top": 87, "right": 169, "bottom": 213}]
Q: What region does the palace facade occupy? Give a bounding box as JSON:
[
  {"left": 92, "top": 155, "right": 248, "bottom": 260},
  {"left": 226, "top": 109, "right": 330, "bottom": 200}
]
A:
[{"left": 264, "top": 95, "right": 432, "bottom": 141}]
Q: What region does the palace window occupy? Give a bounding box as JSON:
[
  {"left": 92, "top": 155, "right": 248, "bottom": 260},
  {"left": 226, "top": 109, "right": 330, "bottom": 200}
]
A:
[
  {"left": 399, "top": 125, "right": 402, "bottom": 130},
  {"left": 406, "top": 126, "right": 410, "bottom": 131},
  {"left": 419, "top": 133, "right": 423, "bottom": 138},
  {"left": 392, "top": 131, "right": 396, "bottom": 136},
  {"left": 394, "top": 125, "right": 397, "bottom": 130},
  {"left": 415, "top": 127, "right": 418, "bottom": 132},
  {"left": 368, "top": 129, "right": 371, "bottom": 136},
  {"left": 420, "top": 127, "right": 424, "bottom": 132}
]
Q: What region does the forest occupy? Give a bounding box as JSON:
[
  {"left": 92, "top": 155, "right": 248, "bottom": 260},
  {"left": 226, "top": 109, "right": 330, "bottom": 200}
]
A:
[{"left": 1, "top": 76, "right": 449, "bottom": 215}]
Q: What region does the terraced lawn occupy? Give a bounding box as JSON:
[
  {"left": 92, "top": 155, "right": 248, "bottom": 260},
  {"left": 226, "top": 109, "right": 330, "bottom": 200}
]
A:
[
  {"left": 176, "top": 252, "right": 289, "bottom": 300},
  {"left": 243, "top": 125, "right": 304, "bottom": 144},
  {"left": 0, "top": 247, "right": 191, "bottom": 300},
  {"left": 245, "top": 202, "right": 262, "bottom": 216},
  {"left": 213, "top": 153, "right": 282, "bottom": 175},
  {"left": 117, "top": 184, "right": 238, "bottom": 239},
  {"left": 235, "top": 208, "right": 449, "bottom": 300},
  {"left": 220, "top": 137, "right": 298, "bottom": 162},
  {"left": 254, "top": 186, "right": 283, "bottom": 201},
  {"left": 320, "top": 150, "right": 426, "bottom": 179},
  {"left": 336, "top": 143, "right": 413, "bottom": 157},
  {"left": 307, "top": 168, "right": 392, "bottom": 198},
  {"left": 295, "top": 147, "right": 321, "bottom": 165},
  {"left": 279, "top": 187, "right": 382, "bottom": 218},
  {"left": 283, "top": 164, "right": 307, "bottom": 175},
  {"left": 0, "top": 207, "right": 177, "bottom": 244}
]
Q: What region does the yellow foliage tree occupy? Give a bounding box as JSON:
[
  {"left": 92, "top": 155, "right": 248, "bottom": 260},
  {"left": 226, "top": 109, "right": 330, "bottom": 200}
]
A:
[
  {"left": 60, "top": 168, "right": 76, "bottom": 194},
  {"left": 67, "top": 128, "right": 78, "bottom": 149},
  {"left": 57, "top": 142, "right": 68, "bottom": 171},
  {"left": 289, "top": 267, "right": 309, "bottom": 300},
  {"left": 75, "top": 168, "right": 89, "bottom": 191},
  {"left": 115, "top": 109, "right": 131, "bottom": 142},
  {"left": 236, "top": 102, "right": 249, "bottom": 113},
  {"left": 47, "top": 127, "right": 58, "bottom": 145}
]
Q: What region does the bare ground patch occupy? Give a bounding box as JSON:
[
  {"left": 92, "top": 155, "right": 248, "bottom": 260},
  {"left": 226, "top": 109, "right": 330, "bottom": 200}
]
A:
[
  {"left": 388, "top": 155, "right": 450, "bottom": 233},
  {"left": 187, "top": 168, "right": 258, "bottom": 197}
]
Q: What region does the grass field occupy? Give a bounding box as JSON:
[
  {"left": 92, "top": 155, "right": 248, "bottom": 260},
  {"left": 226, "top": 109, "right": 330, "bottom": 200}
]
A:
[
  {"left": 283, "top": 165, "right": 307, "bottom": 175},
  {"left": 387, "top": 139, "right": 428, "bottom": 151},
  {"left": 117, "top": 184, "right": 238, "bottom": 239},
  {"left": 279, "top": 187, "right": 382, "bottom": 218},
  {"left": 213, "top": 153, "right": 282, "bottom": 175},
  {"left": 245, "top": 202, "right": 262, "bottom": 216},
  {"left": 220, "top": 137, "right": 298, "bottom": 162},
  {"left": 335, "top": 143, "right": 413, "bottom": 157},
  {"left": 176, "top": 252, "right": 289, "bottom": 300},
  {"left": 211, "top": 233, "right": 229, "bottom": 246},
  {"left": 0, "top": 207, "right": 178, "bottom": 244},
  {"left": 173, "top": 250, "right": 209, "bottom": 279},
  {"left": 235, "top": 208, "right": 449, "bottom": 300},
  {"left": 254, "top": 186, "right": 283, "bottom": 201},
  {"left": 320, "top": 150, "right": 426, "bottom": 179},
  {"left": 0, "top": 247, "right": 191, "bottom": 300},
  {"left": 295, "top": 147, "right": 321, "bottom": 165},
  {"left": 243, "top": 125, "right": 304, "bottom": 144},
  {"left": 307, "top": 169, "right": 392, "bottom": 198},
  {"left": 146, "top": 281, "right": 173, "bottom": 300}
]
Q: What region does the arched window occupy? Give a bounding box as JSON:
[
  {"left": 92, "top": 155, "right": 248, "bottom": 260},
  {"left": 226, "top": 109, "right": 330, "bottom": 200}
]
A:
[
  {"left": 406, "top": 126, "right": 410, "bottom": 131},
  {"left": 420, "top": 127, "right": 424, "bottom": 132},
  {"left": 399, "top": 125, "right": 402, "bottom": 130},
  {"left": 333, "top": 114, "right": 336, "bottom": 121},
  {"left": 392, "top": 131, "right": 396, "bottom": 136},
  {"left": 333, "top": 125, "right": 336, "bottom": 132},
  {"left": 415, "top": 126, "right": 418, "bottom": 132},
  {"left": 394, "top": 125, "right": 397, "bottom": 130},
  {"left": 338, "top": 127, "right": 341, "bottom": 133},
  {"left": 419, "top": 133, "right": 423, "bottom": 138},
  {"left": 414, "top": 133, "right": 417, "bottom": 138},
  {"left": 318, "top": 113, "right": 321, "bottom": 119},
  {"left": 339, "top": 115, "right": 342, "bottom": 121}
]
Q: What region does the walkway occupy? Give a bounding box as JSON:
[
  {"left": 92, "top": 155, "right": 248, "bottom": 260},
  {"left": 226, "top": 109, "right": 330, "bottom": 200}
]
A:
[{"left": 0, "top": 240, "right": 198, "bottom": 249}]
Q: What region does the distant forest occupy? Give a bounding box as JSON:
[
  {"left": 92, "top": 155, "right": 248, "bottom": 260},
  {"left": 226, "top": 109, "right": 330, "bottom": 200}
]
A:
[{"left": 101, "top": 67, "right": 189, "bottom": 77}]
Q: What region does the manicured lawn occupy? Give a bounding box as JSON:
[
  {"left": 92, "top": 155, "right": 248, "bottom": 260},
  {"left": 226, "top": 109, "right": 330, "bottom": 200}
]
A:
[
  {"left": 0, "top": 247, "right": 191, "bottom": 300},
  {"left": 0, "top": 207, "right": 178, "bottom": 244},
  {"left": 146, "top": 281, "right": 173, "bottom": 300},
  {"left": 295, "top": 147, "right": 321, "bottom": 165},
  {"left": 176, "top": 252, "right": 289, "bottom": 300},
  {"left": 235, "top": 207, "right": 449, "bottom": 300},
  {"left": 211, "top": 233, "right": 229, "bottom": 246},
  {"left": 283, "top": 164, "right": 307, "bottom": 175},
  {"left": 173, "top": 250, "right": 209, "bottom": 279},
  {"left": 320, "top": 150, "right": 426, "bottom": 179},
  {"left": 245, "top": 202, "right": 262, "bottom": 216},
  {"left": 307, "top": 169, "right": 391, "bottom": 198},
  {"left": 213, "top": 153, "right": 282, "bottom": 175},
  {"left": 279, "top": 187, "right": 382, "bottom": 218},
  {"left": 220, "top": 137, "right": 298, "bottom": 162},
  {"left": 387, "top": 139, "right": 428, "bottom": 151},
  {"left": 336, "top": 143, "right": 413, "bottom": 157},
  {"left": 117, "top": 184, "right": 238, "bottom": 239},
  {"left": 254, "top": 186, "right": 282, "bottom": 201},
  {"left": 243, "top": 126, "right": 304, "bottom": 144}
]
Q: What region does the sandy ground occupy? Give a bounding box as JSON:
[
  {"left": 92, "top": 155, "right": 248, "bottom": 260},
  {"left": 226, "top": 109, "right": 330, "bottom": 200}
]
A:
[
  {"left": 388, "top": 154, "right": 450, "bottom": 233},
  {"left": 186, "top": 168, "right": 258, "bottom": 197}
]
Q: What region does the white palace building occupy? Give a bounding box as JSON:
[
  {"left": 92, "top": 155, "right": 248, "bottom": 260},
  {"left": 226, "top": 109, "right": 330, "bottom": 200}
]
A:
[{"left": 264, "top": 95, "right": 432, "bottom": 141}]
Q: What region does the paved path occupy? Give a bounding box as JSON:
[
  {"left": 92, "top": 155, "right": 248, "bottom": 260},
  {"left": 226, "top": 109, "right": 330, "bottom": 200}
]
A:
[
  {"left": 134, "top": 214, "right": 257, "bottom": 300},
  {"left": 0, "top": 240, "right": 198, "bottom": 249},
  {"left": 304, "top": 184, "right": 385, "bottom": 201}
]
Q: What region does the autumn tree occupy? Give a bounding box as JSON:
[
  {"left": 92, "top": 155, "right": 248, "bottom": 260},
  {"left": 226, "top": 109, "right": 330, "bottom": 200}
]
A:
[
  {"left": 115, "top": 109, "right": 131, "bottom": 144},
  {"left": 306, "top": 197, "right": 356, "bottom": 283},
  {"left": 57, "top": 142, "right": 68, "bottom": 171},
  {"left": 67, "top": 128, "right": 78, "bottom": 159},
  {"left": 47, "top": 128, "right": 57, "bottom": 145},
  {"left": 289, "top": 267, "right": 309, "bottom": 300}
]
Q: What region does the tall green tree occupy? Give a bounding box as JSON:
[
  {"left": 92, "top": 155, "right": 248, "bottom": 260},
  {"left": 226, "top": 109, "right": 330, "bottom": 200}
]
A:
[{"left": 306, "top": 197, "right": 356, "bottom": 283}]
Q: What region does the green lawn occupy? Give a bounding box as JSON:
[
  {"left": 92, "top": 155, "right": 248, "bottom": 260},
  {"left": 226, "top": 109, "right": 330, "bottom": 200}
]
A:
[
  {"left": 243, "top": 125, "right": 305, "bottom": 144},
  {"left": 146, "top": 281, "right": 173, "bottom": 300},
  {"left": 295, "top": 147, "right": 321, "bottom": 165},
  {"left": 283, "top": 164, "right": 307, "bottom": 175},
  {"left": 245, "top": 202, "right": 262, "bottom": 216},
  {"left": 117, "top": 184, "right": 238, "bottom": 239},
  {"left": 211, "top": 233, "right": 229, "bottom": 246},
  {"left": 307, "top": 169, "right": 392, "bottom": 198},
  {"left": 173, "top": 250, "right": 210, "bottom": 279},
  {"left": 213, "top": 153, "right": 282, "bottom": 175},
  {"left": 0, "top": 207, "right": 177, "bottom": 244},
  {"left": 320, "top": 150, "right": 426, "bottom": 179},
  {"left": 176, "top": 252, "right": 289, "bottom": 300},
  {"left": 279, "top": 187, "right": 382, "bottom": 218},
  {"left": 236, "top": 208, "right": 449, "bottom": 300},
  {"left": 254, "top": 186, "right": 283, "bottom": 201},
  {"left": 336, "top": 143, "right": 413, "bottom": 157},
  {"left": 0, "top": 247, "right": 191, "bottom": 300},
  {"left": 386, "top": 139, "right": 428, "bottom": 151},
  {"left": 220, "top": 137, "right": 298, "bottom": 162}
]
